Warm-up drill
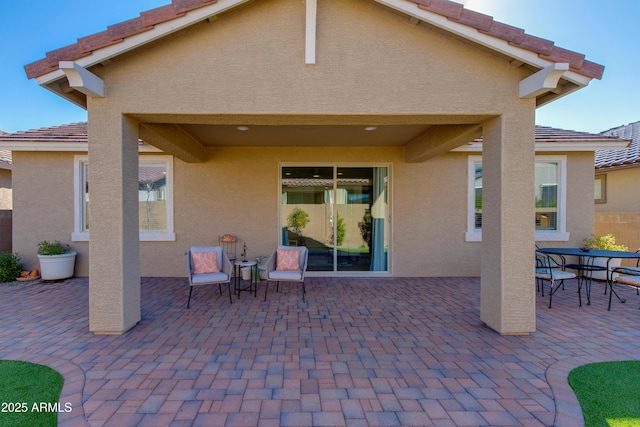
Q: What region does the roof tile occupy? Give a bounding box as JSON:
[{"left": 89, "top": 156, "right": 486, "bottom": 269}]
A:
[
  {"left": 454, "top": 8, "right": 493, "bottom": 32},
  {"left": 513, "top": 34, "right": 555, "bottom": 56},
  {"left": 23, "top": 0, "right": 605, "bottom": 81},
  {"left": 173, "top": 0, "right": 217, "bottom": 14},
  {"left": 45, "top": 43, "right": 85, "bottom": 63},
  {"left": 417, "top": 0, "right": 463, "bottom": 20},
  {"left": 78, "top": 31, "right": 123, "bottom": 54},
  {"left": 480, "top": 20, "right": 525, "bottom": 44},
  {"left": 0, "top": 122, "right": 628, "bottom": 153},
  {"left": 595, "top": 122, "right": 640, "bottom": 169},
  {"left": 540, "top": 46, "right": 585, "bottom": 70},
  {"left": 108, "top": 17, "right": 152, "bottom": 39},
  {"left": 579, "top": 61, "right": 606, "bottom": 80},
  {"left": 0, "top": 122, "right": 88, "bottom": 143},
  {"left": 24, "top": 59, "right": 55, "bottom": 80},
  {"left": 140, "top": 5, "right": 185, "bottom": 27}
]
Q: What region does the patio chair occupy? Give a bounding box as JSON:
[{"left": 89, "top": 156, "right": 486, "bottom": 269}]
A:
[
  {"left": 263, "top": 246, "right": 309, "bottom": 302},
  {"left": 536, "top": 251, "right": 577, "bottom": 308},
  {"left": 186, "top": 246, "right": 233, "bottom": 308},
  {"left": 610, "top": 257, "right": 640, "bottom": 310}
]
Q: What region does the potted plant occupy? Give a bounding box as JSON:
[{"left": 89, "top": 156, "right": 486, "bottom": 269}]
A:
[
  {"left": 37, "top": 240, "right": 77, "bottom": 280},
  {"left": 583, "top": 234, "right": 628, "bottom": 281}
]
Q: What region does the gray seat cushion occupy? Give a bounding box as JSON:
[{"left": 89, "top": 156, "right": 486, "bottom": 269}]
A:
[
  {"left": 191, "top": 272, "right": 229, "bottom": 284},
  {"left": 268, "top": 270, "right": 303, "bottom": 281}
]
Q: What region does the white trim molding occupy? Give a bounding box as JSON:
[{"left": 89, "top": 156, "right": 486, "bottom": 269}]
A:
[
  {"left": 59, "top": 61, "right": 105, "bottom": 98},
  {"left": 305, "top": 0, "right": 317, "bottom": 64},
  {"left": 519, "top": 63, "right": 569, "bottom": 99}
]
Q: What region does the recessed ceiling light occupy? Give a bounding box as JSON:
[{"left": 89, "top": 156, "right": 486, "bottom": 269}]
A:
[
  {"left": 237, "top": 126, "right": 249, "bottom": 131},
  {"left": 364, "top": 126, "right": 377, "bottom": 131}
]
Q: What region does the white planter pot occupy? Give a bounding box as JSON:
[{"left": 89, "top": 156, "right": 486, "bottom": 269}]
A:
[
  {"left": 591, "top": 257, "right": 621, "bottom": 281},
  {"left": 241, "top": 267, "right": 252, "bottom": 281},
  {"left": 37, "top": 252, "right": 77, "bottom": 280}
]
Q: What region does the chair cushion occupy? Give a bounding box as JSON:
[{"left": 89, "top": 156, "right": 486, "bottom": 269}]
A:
[
  {"left": 192, "top": 251, "right": 220, "bottom": 274},
  {"left": 614, "top": 275, "right": 640, "bottom": 287},
  {"left": 276, "top": 249, "right": 300, "bottom": 271},
  {"left": 269, "top": 270, "right": 303, "bottom": 281},
  {"left": 191, "top": 272, "right": 228, "bottom": 284},
  {"left": 535, "top": 269, "right": 575, "bottom": 280},
  {"left": 615, "top": 267, "right": 640, "bottom": 276}
]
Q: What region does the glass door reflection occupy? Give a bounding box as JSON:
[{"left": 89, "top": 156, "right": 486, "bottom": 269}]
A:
[{"left": 281, "top": 166, "right": 388, "bottom": 273}]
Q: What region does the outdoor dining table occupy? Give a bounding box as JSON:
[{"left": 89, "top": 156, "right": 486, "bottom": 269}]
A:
[{"left": 537, "top": 247, "right": 640, "bottom": 310}]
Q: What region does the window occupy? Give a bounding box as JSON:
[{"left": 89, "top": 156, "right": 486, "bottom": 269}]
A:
[
  {"left": 73, "top": 155, "right": 175, "bottom": 241},
  {"left": 594, "top": 174, "right": 606, "bottom": 204},
  {"left": 466, "top": 155, "right": 569, "bottom": 242}
]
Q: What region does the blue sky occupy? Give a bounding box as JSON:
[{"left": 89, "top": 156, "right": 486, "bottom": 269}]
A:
[{"left": 1, "top": 0, "right": 638, "bottom": 134}]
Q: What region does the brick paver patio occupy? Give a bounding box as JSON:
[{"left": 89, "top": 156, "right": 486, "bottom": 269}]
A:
[{"left": 2, "top": 276, "right": 640, "bottom": 426}]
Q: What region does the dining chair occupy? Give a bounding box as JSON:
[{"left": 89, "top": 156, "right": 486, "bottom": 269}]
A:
[
  {"left": 535, "top": 251, "right": 577, "bottom": 308},
  {"left": 610, "top": 273, "right": 640, "bottom": 310},
  {"left": 610, "top": 255, "right": 640, "bottom": 310},
  {"left": 186, "top": 246, "right": 233, "bottom": 307},
  {"left": 263, "top": 246, "right": 309, "bottom": 302}
]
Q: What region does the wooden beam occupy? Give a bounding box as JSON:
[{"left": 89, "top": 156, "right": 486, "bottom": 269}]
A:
[
  {"left": 404, "top": 124, "right": 482, "bottom": 163},
  {"left": 519, "top": 63, "right": 569, "bottom": 99},
  {"left": 305, "top": 0, "right": 317, "bottom": 64},
  {"left": 59, "top": 61, "right": 104, "bottom": 98},
  {"left": 138, "top": 124, "right": 205, "bottom": 163}
]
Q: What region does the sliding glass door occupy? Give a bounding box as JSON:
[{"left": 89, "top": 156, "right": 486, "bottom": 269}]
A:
[{"left": 281, "top": 165, "right": 389, "bottom": 274}]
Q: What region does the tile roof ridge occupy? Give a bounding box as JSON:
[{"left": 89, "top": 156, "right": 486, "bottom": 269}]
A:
[
  {"left": 595, "top": 121, "right": 640, "bottom": 168},
  {"left": 9, "top": 122, "right": 87, "bottom": 135},
  {"left": 24, "top": 0, "right": 604, "bottom": 81}
]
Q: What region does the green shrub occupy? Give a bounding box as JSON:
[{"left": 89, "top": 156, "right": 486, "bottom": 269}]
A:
[
  {"left": 287, "top": 207, "right": 309, "bottom": 235},
  {"left": 0, "top": 252, "right": 23, "bottom": 282},
  {"left": 335, "top": 215, "right": 345, "bottom": 247},
  {"left": 37, "top": 240, "right": 71, "bottom": 255},
  {"left": 583, "top": 234, "right": 628, "bottom": 251}
]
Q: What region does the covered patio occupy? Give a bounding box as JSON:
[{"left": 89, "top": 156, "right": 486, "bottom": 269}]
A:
[{"left": 2, "top": 276, "right": 639, "bottom": 426}]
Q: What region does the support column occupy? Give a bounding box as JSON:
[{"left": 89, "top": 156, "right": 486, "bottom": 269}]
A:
[
  {"left": 480, "top": 116, "right": 536, "bottom": 334},
  {"left": 88, "top": 113, "right": 140, "bottom": 334}
]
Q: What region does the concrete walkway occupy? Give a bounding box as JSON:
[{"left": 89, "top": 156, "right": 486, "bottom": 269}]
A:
[{"left": 2, "top": 276, "right": 640, "bottom": 426}]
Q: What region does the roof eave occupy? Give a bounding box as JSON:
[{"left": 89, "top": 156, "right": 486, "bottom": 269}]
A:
[
  {"left": 30, "top": 0, "right": 601, "bottom": 109},
  {"left": 454, "top": 140, "right": 630, "bottom": 153},
  {"left": 0, "top": 141, "right": 161, "bottom": 153},
  {"left": 34, "top": 0, "right": 254, "bottom": 109}
]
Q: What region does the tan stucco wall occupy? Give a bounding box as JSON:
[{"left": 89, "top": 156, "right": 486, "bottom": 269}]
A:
[
  {"left": 595, "top": 167, "right": 640, "bottom": 213},
  {"left": 11, "top": 152, "right": 88, "bottom": 272},
  {"left": 594, "top": 167, "right": 640, "bottom": 254},
  {"left": 12, "top": 149, "right": 596, "bottom": 278},
  {"left": 89, "top": 0, "right": 528, "bottom": 119}
]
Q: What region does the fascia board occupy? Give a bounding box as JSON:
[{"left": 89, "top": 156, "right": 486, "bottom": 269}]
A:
[
  {"left": 453, "top": 141, "right": 630, "bottom": 153},
  {"left": 0, "top": 142, "right": 161, "bottom": 152}
]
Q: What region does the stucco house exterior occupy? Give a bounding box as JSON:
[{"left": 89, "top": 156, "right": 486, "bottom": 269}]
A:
[
  {"left": 594, "top": 121, "right": 640, "bottom": 250},
  {"left": 6, "top": 0, "right": 620, "bottom": 335}
]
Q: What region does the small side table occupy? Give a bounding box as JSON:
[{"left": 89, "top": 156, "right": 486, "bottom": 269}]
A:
[{"left": 235, "top": 260, "right": 257, "bottom": 298}]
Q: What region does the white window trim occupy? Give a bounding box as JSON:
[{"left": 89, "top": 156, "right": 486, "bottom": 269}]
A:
[
  {"left": 73, "top": 155, "right": 176, "bottom": 242},
  {"left": 465, "top": 155, "right": 569, "bottom": 242}
]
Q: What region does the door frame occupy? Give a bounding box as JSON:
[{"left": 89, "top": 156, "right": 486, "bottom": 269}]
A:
[{"left": 278, "top": 162, "right": 393, "bottom": 277}]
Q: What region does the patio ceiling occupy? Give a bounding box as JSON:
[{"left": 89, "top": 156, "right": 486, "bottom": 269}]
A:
[{"left": 129, "top": 113, "right": 491, "bottom": 163}]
